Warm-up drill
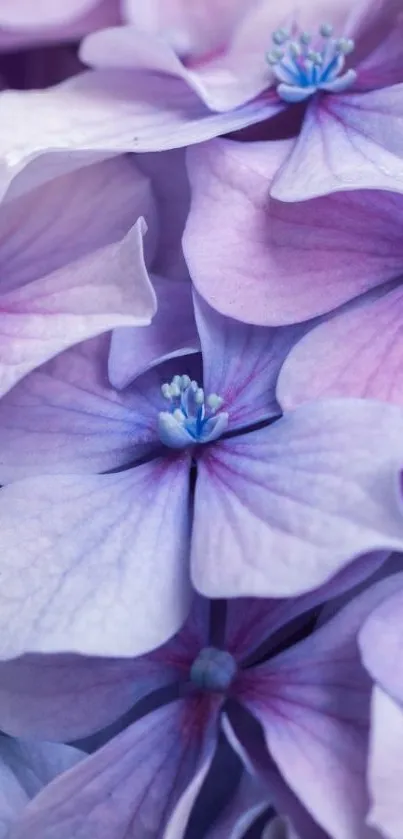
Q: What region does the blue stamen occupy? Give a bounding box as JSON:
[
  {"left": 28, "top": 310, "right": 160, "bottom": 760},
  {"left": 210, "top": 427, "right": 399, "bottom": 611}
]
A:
[
  {"left": 190, "top": 647, "right": 237, "bottom": 692},
  {"left": 158, "top": 375, "right": 229, "bottom": 450},
  {"left": 267, "top": 23, "right": 357, "bottom": 103}
]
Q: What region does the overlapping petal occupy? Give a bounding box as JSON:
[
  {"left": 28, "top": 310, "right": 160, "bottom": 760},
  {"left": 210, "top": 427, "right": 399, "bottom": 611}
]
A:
[
  {"left": 235, "top": 577, "right": 401, "bottom": 837},
  {"left": 191, "top": 400, "right": 403, "bottom": 597},
  {"left": 277, "top": 287, "right": 403, "bottom": 410},
  {"left": 0, "top": 737, "right": 82, "bottom": 839},
  {"left": 367, "top": 687, "right": 403, "bottom": 839},
  {"left": 185, "top": 140, "right": 403, "bottom": 324},
  {"left": 8, "top": 697, "right": 220, "bottom": 839}
]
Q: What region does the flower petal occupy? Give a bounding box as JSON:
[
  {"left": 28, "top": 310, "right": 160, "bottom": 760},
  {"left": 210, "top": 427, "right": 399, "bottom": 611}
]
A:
[
  {"left": 0, "top": 456, "right": 191, "bottom": 658},
  {"left": 346, "top": 0, "right": 403, "bottom": 89},
  {"left": 0, "top": 649, "right": 180, "bottom": 741},
  {"left": 0, "top": 216, "right": 156, "bottom": 397},
  {"left": 206, "top": 772, "right": 269, "bottom": 839},
  {"left": 0, "top": 69, "right": 281, "bottom": 197},
  {"left": 185, "top": 140, "right": 403, "bottom": 324},
  {"left": 192, "top": 400, "right": 403, "bottom": 597},
  {"left": 193, "top": 291, "right": 305, "bottom": 428},
  {"left": 224, "top": 553, "right": 388, "bottom": 663},
  {"left": 271, "top": 88, "right": 403, "bottom": 202},
  {"left": 8, "top": 697, "right": 219, "bottom": 839},
  {"left": 359, "top": 580, "right": 403, "bottom": 702},
  {"left": 236, "top": 577, "right": 401, "bottom": 838},
  {"left": 0, "top": 736, "right": 82, "bottom": 838},
  {"left": 277, "top": 286, "right": 403, "bottom": 411},
  {"left": 367, "top": 686, "right": 403, "bottom": 839},
  {"left": 109, "top": 275, "right": 199, "bottom": 390}
]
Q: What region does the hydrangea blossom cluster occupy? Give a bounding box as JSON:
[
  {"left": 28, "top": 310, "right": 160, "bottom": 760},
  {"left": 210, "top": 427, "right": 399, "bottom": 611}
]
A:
[{"left": 1, "top": 0, "right": 403, "bottom": 837}]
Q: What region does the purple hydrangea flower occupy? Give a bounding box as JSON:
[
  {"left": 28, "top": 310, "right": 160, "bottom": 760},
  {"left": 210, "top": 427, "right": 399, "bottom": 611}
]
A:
[
  {"left": 1, "top": 280, "right": 403, "bottom": 659},
  {"left": 1, "top": 571, "right": 397, "bottom": 839}
]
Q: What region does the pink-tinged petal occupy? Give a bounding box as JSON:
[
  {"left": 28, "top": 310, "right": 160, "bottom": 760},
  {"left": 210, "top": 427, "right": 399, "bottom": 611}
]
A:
[
  {"left": 122, "top": 0, "right": 251, "bottom": 59},
  {"left": 146, "top": 595, "right": 210, "bottom": 674},
  {"left": 224, "top": 553, "right": 388, "bottom": 662},
  {"left": 8, "top": 697, "right": 220, "bottom": 839},
  {"left": 0, "top": 456, "right": 191, "bottom": 659},
  {"left": 109, "top": 276, "right": 199, "bottom": 390},
  {"left": 1, "top": 156, "right": 155, "bottom": 290},
  {"left": 359, "top": 581, "right": 403, "bottom": 702},
  {"left": 0, "top": 0, "right": 100, "bottom": 27},
  {"left": 185, "top": 140, "right": 403, "bottom": 324},
  {"left": 278, "top": 287, "right": 403, "bottom": 411},
  {"left": 192, "top": 400, "right": 403, "bottom": 598},
  {"left": 0, "top": 70, "right": 282, "bottom": 197},
  {"left": 271, "top": 88, "right": 403, "bottom": 202},
  {"left": 0, "top": 334, "right": 173, "bottom": 482},
  {"left": 0, "top": 217, "right": 157, "bottom": 397},
  {"left": 367, "top": 686, "right": 403, "bottom": 839},
  {"left": 194, "top": 291, "right": 306, "bottom": 428},
  {"left": 0, "top": 737, "right": 82, "bottom": 836},
  {"left": 236, "top": 578, "right": 401, "bottom": 838},
  {"left": 206, "top": 772, "right": 269, "bottom": 839},
  {"left": 0, "top": 649, "right": 180, "bottom": 741},
  {"left": 80, "top": 24, "right": 281, "bottom": 113}
]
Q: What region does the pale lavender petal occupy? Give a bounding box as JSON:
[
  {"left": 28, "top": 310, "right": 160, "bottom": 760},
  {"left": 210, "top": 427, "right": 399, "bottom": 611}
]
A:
[
  {"left": 135, "top": 149, "right": 190, "bottom": 281},
  {"left": 0, "top": 650, "right": 179, "bottom": 741},
  {"left": 192, "top": 400, "right": 403, "bottom": 597},
  {"left": 236, "top": 577, "right": 402, "bottom": 838},
  {"left": 0, "top": 0, "right": 100, "bottom": 26},
  {"left": 0, "top": 156, "right": 155, "bottom": 288},
  {"left": 109, "top": 275, "right": 199, "bottom": 390},
  {"left": 367, "top": 686, "right": 403, "bottom": 839},
  {"left": 359, "top": 580, "right": 403, "bottom": 702},
  {"left": 8, "top": 697, "right": 220, "bottom": 839},
  {"left": 0, "top": 217, "right": 156, "bottom": 397},
  {"left": 0, "top": 737, "right": 82, "bottom": 839},
  {"left": 277, "top": 287, "right": 403, "bottom": 411},
  {"left": 0, "top": 335, "right": 168, "bottom": 482},
  {"left": 271, "top": 89, "right": 403, "bottom": 202},
  {"left": 185, "top": 140, "right": 403, "bottom": 324},
  {"left": 0, "top": 456, "right": 191, "bottom": 658},
  {"left": 194, "top": 291, "right": 305, "bottom": 428},
  {"left": 0, "top": 70, "right": 282, "bottom": 197}
]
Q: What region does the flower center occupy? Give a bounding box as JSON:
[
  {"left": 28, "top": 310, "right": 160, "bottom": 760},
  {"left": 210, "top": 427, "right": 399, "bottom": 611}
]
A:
[
  {"left": 267, "top": 23, "right": 356, "bottom": 103},
  {"left": 158, "top": 374, "right": 229, "bottom": 450},
  {"left": 190, "top": 647, "right": 237, "bottom": 692}
]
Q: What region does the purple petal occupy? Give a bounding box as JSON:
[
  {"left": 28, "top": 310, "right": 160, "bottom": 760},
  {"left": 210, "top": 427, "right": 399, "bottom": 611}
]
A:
[
  {"left": 0, "top": 649, "right": 180, "bottom": 741},
  {"left": 8, "top": 698, "right": 220, "bottom": 839},
  {"left": 359, "top": 578, "right": 403, "bottom": 702},
  {"left": 278, "top": 286, "right": 403, "bottom": 411},
  {"left": 0, "top": 216, "right": 156, "bottom": 397},
  {"left": 135, "top": 149, "right": 190, "bottom": 281},
  {"left": 206, "top": 772, "right": 269, "bottom": 839},
  {"left": 194, "top": 291, "right": 305, "bottom": 428},
  {"left": 236, "top": 577, "right": 401, "bottom": 837},
  {"left": 367, "top": 686, "right": 403, "bottom": 838},
  {"left": 185, "top": 140, "right": 403, "bottom": 324},
  {"left": 0, "top": 737, "right": 82, "bottom": 836},
  {"left": 0, "top": 70, "right": 282, "bottom": 197},
  {"left": 0, "top": 456, "right": 191, "bottom": 658},
  {"left": 0, "top": 335, "right": 169, "bottom": 481},
  {"left": 0, "top": 0, "right": 104, "bottom": 26},
  {"left": 346, "top": 0, "right": 403, "bottom": 89},
  {"left": 224, "top": 553, "right": 388, "bottom": 663},
  {"left": 271, "top": 89, "right": 403, "bottom": 201},
  {"left": 192, "top": 399, "right": 403, "bottom": 597},
  {"left": 109, "top": 275, "right": 199, "bottom": 390}
]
